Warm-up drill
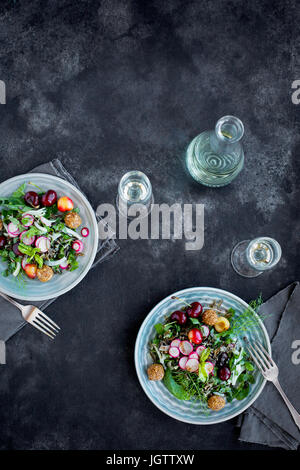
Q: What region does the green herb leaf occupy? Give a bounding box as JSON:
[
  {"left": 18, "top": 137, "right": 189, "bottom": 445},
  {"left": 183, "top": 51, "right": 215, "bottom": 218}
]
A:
[
  {"left": 154, "top": 323, "right": 164, "bottom": 335},
  {"left": 11, "top": 183, "right": 27, "bottom": 199},
  {"left": 163, "top": 369, "right": 189, "bottom": 400}
]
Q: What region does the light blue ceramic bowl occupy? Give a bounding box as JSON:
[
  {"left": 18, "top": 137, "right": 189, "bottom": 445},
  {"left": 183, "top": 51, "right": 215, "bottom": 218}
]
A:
[
  {"left": 135, "top": 287, "right": 270, "bottom": 425},
  {"left": 0, "top": 173, "right": 98, "bottom": 301}
]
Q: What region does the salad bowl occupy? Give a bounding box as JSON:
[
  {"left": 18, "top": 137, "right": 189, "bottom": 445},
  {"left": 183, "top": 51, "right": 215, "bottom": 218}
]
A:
[
  {"left": 0, "top": 173, "right": 98, "bottom": 301},
  {"left": 135, "top": 287, "right": 271, "bottom": 425}
]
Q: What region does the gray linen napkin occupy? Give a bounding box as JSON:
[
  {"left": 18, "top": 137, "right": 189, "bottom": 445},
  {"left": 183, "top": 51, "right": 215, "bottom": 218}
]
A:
[
  {"left": 0, "top": 159, "right": 119, "bottom": 343},
  {"left": 238, "top": 282, "right": 300, "bottom": 450}
]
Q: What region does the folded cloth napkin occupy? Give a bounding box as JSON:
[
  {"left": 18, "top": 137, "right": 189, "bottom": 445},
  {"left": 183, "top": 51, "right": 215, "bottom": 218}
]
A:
[
  {"left": 0, "top": 159, "right": 119, "bottom": 343},
  {"left": 238, "top": 282, "right": 300, "bottom": 450}
]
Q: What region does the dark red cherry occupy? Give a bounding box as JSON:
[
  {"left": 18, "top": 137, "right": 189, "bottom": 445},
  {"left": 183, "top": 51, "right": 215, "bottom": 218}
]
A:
[
  {"left": 0, "top": 235, "right": 6, "bottom": 248},
  {"left": 24, "top": 191, "right": 39, "bottom": 208},
  {"left": 171, "top": 310, "right": 187, "bottom": 325},
  {"left": 219, "top": 366, "right": 231, "bottom": 381},
  {"left": 12, "top": 243, "right": 22, "bottom": 257},
  {"left": 217, "top": 352, "right": 228, "bottom": 368},
  {"left": 187, "top": 301, "right": 203, "bottom": 318},
  {"left": 41, "top": 190, "right": 57, "bottom": 207}
]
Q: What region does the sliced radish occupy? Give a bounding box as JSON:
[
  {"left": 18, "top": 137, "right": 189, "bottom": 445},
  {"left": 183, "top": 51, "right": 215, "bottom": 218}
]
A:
[
  {"left": 179, "top": 357, "right": 188, "bottom": 370},
  {"left": 13, "top": 261, "right": 21, "bottom": 277},
  {"left": 34, "top": 221, "right": 47, "bottom": 234},
  {"left": 204, "top": 361, "right": 215, "bottom": 375},
  {"left": 81, "top": 227, "right": 89, "bottom": 237},
  {"left": 21, "top": 214, "right": 34, "bottom": 227},
  {"left": 47, "top": 257, "right": 67, "bottom": 267},
  {"left": 196, "top": 346, "right": 206, "bottom": 356},
  {"left": 179, "top": 341, "right": 193, "bottom": 356},
  {"left": 35, "top": 236, "right": 50, "bottom": 253},
  {"left": 169, "top": 347, "right": 180, "bottom": 358},
  {"left": 201, "top": 325, "right": 210, "bottom": 339},
  {"left": 59, "top": 258, "right": 69, "bottom": 270},
  {"left": 20, "top": 230, "right": 35, "bottom": 245},
  {"left": 72, "top": 240, "right": 83, "bottom": 253},
  {"left": 170, "top": 339, "right": 181, "bottom": 349},
  {"left": 7, "top": 222, "right": 20, "bottom": 236},
  {"left": 185, "top": 358, "right": 199, "bottom": 373},
  {"left": 189, "top": 352, "right": 199, "bottom": 360}
]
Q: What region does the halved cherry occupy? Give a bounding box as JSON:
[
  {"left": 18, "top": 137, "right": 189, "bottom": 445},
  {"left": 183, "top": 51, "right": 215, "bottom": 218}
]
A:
[
  {"left": 24, "top": 263, "right": 37, "bottom": 279},
  {"left": 57, "top": 196, "right": 74, "bottom": 212}
]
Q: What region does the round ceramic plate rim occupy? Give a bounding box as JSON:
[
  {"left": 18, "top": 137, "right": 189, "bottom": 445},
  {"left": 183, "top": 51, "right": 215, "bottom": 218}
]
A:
[
  {"left": 0, "top": 173, "right": 98, "bottom": 301},
  {"left": 134, "top": 286, "right": 270, "bottom": 425}
]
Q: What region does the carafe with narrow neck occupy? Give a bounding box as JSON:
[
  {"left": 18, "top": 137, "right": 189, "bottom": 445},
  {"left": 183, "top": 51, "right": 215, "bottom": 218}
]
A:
[{"left": 186, "top": 116, "right": 244, "bottom": 187}]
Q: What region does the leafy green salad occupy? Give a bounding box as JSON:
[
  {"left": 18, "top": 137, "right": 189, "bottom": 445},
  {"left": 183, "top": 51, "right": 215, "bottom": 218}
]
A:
[
  {"left": 147, "top": 296, "right": 263, "bottom": 412},
  {"left": 0, "top": 182, "right": 90, "bottom": 283}
]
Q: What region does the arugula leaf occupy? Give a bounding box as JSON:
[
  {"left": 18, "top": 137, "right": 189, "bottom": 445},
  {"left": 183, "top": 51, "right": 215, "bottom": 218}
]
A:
[
  {"left": 163, "top": 369, "right": 189, "bottom": 400},
  {"left": 154, "top": 323, "right": 164, "bottom": 335},
  {"left": 245, "top": 361, "right": 254, "bottom": 371},
  {"left": 234, "top": 383, "right": 250, "bottom": 400},
  {"left": 11, "top": 183, "right": 27, "bottom": 199}
]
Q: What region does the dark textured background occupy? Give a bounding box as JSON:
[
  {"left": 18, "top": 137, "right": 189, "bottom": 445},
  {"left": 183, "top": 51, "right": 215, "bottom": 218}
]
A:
[{"left": 0, "top": 0, "right": 299, "bottom": 450}]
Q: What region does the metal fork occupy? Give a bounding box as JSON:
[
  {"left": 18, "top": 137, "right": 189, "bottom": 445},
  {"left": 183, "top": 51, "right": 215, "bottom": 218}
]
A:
[
  {"left": 0, "top": 291, "right": 60, "bottom": 339},
  {"left": 247, "top": 340, "right": 300, "bottom": 430}
]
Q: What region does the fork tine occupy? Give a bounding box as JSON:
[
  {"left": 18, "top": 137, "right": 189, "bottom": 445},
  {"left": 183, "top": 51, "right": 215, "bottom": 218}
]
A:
[
  {"left": 255, "top": 340, "right": 275, "bottom": 366},
  {"left": 252, "top": 342, "right": 272, "bottom": 369},
  {"left": 248, "top": 343, "right": 267, "bottom": 371},
  {"left": 34, "top": 317, "right": 58, "bottom": 337},
  {"left": 30, "top": 319, "right": 55, "bottom": 339},
  {"left": 35, "top": 314, "right": 59, "bottom": 335},
  {"left": 247, "top": 345, "right": 264, "bottom": 372},
  {"left": 37, "top": 311, "right": 60, "bottom": 331}
]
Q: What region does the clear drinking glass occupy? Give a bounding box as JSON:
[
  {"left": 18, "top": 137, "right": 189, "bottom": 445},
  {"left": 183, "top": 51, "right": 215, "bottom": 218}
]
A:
[
  {"left": 117, "top": 170, "right": 153, "bottom": 218},
  {"left": 186, "top": 115, "right": 244, "bottom": 187},
  {"left": 231, "top": 237, "right": 282, "bottom": 278}
]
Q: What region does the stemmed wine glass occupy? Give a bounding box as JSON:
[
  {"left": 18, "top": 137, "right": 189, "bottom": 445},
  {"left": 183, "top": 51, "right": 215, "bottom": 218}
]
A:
[{"left": 231, "top": 237, "right": 282, "bottom": 278}]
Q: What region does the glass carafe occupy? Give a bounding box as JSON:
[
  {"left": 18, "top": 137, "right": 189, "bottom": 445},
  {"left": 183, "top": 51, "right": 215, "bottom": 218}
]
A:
[{"left": 186, "top": 115, "right": 244, "bottom": 187}]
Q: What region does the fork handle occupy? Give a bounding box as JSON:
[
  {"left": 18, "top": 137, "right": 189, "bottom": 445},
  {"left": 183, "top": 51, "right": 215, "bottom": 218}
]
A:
[
  {"left": 273, "top": 378, "right": 300, "bottom": 430},
  {"left": 0, "top": 291, "right": 23, "bottom": 311}
]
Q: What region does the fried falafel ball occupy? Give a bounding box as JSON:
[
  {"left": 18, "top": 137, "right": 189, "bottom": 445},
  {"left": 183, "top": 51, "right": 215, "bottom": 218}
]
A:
[
  {"left": 0, "top": 219, "right": 3, "bottom": 231},
  {"left": 147, "top": 364, "right": 165, "bottom": 381},
  {"left": 202, "top": 309, "right": 218, "bottom": 326},
  {"left": 207, "top": 395, "right": 226, "bottom": 411},
  {"left": 64, "top": 212, "right": 82, "bottom": 229},
  {"left": 37, "top": 265, "right": 54, "bottom": 283}
]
